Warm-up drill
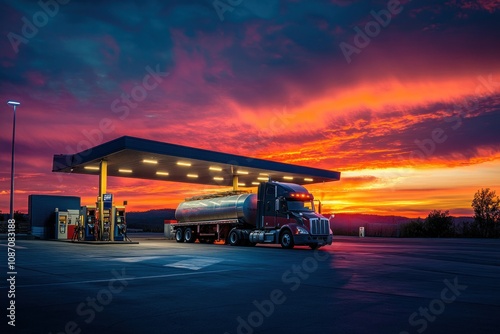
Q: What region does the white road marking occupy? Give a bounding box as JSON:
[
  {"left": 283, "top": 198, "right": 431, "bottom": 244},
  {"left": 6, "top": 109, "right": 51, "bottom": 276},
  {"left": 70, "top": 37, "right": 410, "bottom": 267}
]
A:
[
  {"left": 0, "top": 269, "right": 231, "bottom": 289},
  {"left": 165, "top": 257, "right": 224, "bottom": 270},
  {"left": 0, "top": 243, "right": 27, "bottom": 249},
  {"left": 112, "top": 256, "right": 162, "bottom": 263}
]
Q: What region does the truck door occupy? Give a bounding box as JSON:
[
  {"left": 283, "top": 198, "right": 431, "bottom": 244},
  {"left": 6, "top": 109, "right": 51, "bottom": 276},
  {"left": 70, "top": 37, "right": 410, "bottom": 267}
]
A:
[{"left": 263, "top": 184, "right": 277, "bottom": 228}]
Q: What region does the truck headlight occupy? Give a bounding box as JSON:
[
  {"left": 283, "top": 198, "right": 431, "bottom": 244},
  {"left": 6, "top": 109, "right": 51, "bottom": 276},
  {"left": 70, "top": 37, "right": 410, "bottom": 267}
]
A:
[{"left": 296, "top": 226, "right": 309, "bottom": 234}]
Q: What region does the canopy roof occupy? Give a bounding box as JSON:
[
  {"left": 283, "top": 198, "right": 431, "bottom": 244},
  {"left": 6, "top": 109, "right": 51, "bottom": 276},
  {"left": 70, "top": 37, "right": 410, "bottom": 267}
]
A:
[{"left": 53, "top": 136, "right": 340, "bottom": 187}]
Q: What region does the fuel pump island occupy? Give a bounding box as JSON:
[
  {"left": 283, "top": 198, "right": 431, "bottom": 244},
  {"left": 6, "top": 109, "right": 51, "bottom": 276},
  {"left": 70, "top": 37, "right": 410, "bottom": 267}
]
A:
[
  {"left": 29, "top": 194, "right": 129, "bottom": 242},
  {"left": 52, "top": 201, "right": 127, "bottom": 242},
  {"left": 78, "top": 203, "right": 127, "bottom": 241},
  {"left": 52, "top": 136, "right": 341, "bottom": 247}
]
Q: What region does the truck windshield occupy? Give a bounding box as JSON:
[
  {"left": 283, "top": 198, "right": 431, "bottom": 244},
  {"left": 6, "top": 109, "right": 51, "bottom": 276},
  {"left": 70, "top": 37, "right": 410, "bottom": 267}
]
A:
[{"left": 287, "top": 200, "right": 314, "bottom": 212}]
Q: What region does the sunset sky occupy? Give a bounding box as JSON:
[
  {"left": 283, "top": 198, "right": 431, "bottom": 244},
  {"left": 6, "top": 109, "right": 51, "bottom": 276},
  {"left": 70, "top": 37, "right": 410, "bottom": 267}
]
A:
[{"left": 1, "top": 0, "right": 499, "bottom": 217}]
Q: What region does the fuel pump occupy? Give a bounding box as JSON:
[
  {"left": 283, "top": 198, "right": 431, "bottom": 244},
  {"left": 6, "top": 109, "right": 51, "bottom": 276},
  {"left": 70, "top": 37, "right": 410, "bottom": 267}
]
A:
[
  {"left": 102, "top": 215, "right": 111, "bottom": 241},
  {"left": 66, "top": 209, "right": 80, "bottom": 240},
  {"left": 98, "top": 207, "right": 111, "bottom": 241},
  {"left": 93, "top": 194, "right": 113, "bottom": 241},
  {"left": 81, "top": 205, "right": 97, "bottom": 241},
  {"left": 96, "top": 194, "right": 113, "bottom": 241},
  {"left": 112, "top": 205, "right": 126, "bottom": 241},
  {"left": 55, "top": 208, "right": 68, "bottom": 240}
]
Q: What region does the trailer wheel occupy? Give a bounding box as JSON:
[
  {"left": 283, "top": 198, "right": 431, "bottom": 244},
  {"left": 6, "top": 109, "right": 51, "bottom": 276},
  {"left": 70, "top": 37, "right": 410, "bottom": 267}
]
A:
[
  {"left": 228, "top": 229, "right": 240, "bottom": 246},
  {"left": 184, "top": 228, "right": 196, "bottom": 243},
  {"left": 280, "top": 230, "right": 294, "bottom": 249},
  {"left": 175, "top": 229, "right": 184, "bottom": 243}
]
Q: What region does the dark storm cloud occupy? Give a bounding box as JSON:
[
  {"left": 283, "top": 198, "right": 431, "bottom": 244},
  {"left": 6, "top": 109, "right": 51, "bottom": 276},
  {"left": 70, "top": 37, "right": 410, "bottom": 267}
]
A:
[
  {"left": 2, "top": 0, "right": 500, "bottom": 110},
  {"left": 218, "top": 0, "right": 500, "bottom": 109},
  {"left": 2, "top": 2, "right": 173, "bottom": 84}
]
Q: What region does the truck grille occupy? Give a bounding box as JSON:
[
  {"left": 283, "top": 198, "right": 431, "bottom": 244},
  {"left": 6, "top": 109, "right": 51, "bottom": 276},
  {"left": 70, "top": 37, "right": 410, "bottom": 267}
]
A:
[{"left": 310, "top": 218, "right": 330, "bottom": 235}]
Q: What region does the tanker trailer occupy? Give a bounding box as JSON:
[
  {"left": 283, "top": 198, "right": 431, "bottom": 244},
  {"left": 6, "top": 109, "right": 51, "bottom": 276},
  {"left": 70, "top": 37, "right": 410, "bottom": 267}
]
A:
[
  {"left": 172, "top": 181, "right": 333, "bottom": 249},
  {"left": 175, "top": 193, "right": 257, "bottom": 225},
  {"left": 173, "top": 193, "right": 257, "bottom": 243}
]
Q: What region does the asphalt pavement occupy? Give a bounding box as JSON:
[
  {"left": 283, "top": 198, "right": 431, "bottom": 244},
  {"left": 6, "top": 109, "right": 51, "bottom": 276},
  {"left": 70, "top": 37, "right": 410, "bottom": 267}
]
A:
[{"left": 1, "top": 235, "right": 499, "bottom": 334}]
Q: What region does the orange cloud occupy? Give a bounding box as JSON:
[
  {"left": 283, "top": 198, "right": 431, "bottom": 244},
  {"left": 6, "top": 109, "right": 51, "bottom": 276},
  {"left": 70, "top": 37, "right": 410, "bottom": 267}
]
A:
[{"left": 235, "top": 73, "right": 500, "bottom": 133}]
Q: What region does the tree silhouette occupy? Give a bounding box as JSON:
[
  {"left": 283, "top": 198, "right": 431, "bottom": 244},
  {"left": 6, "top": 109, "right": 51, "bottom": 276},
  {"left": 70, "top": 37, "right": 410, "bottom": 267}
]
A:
[
  {"left": 425, "top": 210, "right": 453, "bottom": 237},
  {"left": 472, "top": 188, "right": 500, "bottom": 238}
]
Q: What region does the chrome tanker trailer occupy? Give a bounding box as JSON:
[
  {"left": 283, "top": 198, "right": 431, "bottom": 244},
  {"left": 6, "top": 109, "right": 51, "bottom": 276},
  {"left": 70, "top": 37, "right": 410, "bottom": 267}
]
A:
[{"left": 173, "top": 181, "right": 333, "bottom": 249}]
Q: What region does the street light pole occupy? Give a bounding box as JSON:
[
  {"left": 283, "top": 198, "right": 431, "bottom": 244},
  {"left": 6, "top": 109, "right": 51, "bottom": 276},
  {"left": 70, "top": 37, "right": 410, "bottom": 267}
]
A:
[{"left": 7, "top": 101, "right": 20, "bottom": 220}]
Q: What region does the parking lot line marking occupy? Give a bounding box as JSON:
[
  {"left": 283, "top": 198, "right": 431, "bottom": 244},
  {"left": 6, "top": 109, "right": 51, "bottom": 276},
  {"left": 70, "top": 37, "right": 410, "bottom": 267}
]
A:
[
  {"left": 165, "top": 257, "right": 224, "bottom": 270},
  {"left": 0, "top": 243, "right": 27, "bottom": 249},
  {"left": 0, "top": 269, "right": 232, "bottom": 289},
  {"left": 112, "top": 256, "right": 162, "bottom": 262}
]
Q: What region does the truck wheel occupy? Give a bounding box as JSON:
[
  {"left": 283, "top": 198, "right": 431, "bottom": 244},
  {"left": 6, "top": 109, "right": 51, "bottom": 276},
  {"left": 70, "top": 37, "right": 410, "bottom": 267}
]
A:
[
  {"left": 228, "top": 229, "right": 240, "bottom": 246},
  {"left": 280, "top": 230, "right": 294, "bottom": 249},
  {"left": 184, "top": 228, "right": 196, "bottom": 243},
  {"left": 175, "top": 229, "right": 184, "bottom": 243}
]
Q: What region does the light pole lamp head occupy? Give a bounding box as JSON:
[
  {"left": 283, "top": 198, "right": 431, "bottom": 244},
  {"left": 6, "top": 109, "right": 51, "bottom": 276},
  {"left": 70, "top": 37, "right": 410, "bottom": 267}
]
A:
[{"left": 7, "top": 101, "right": 20, "bottom": 106}]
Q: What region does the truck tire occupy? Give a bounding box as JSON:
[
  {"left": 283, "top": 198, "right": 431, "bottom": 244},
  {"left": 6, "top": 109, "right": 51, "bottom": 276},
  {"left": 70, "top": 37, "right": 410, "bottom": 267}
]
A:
[
  {"left": 184, "top": 228, "right": 196, "bottom": 243},
  {"left": 280, "top": 230, "right": 294, "bottom": 249},
  {"left": 228, "top": 229, "right": 240, "bottom": 246},
  {"left": 175, "top": 229, "right": 184, "bottom": 243}
]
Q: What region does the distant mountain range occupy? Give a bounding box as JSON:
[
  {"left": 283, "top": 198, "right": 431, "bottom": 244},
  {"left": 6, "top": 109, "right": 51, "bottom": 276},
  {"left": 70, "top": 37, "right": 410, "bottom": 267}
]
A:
[
  {"left": 327, "top": 213, "right": 473, "bottom": 224},
  {"left": 125, "top": 209, "right": 474, "bottom": 232},
  {"left": 126, "top": 210, "right": 414, "bottom": 226},
  {"left": 326, "top": 213, "right": 411, "bottom": 225},
  {"left": 126, "top": 209, "right": 175, "bottom": 232}
]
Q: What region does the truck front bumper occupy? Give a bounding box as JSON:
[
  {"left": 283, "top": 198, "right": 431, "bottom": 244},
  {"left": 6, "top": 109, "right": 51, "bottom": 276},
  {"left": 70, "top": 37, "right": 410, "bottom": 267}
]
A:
[{"left": 293, "top": 234, "right": 333, "bottom": 246}]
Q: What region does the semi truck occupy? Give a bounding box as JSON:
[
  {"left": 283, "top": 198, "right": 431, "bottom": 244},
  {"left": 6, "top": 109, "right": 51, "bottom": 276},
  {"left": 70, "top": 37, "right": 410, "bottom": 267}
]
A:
[{"left": 173, "top": 181, "right": 332, "bottom": 249}]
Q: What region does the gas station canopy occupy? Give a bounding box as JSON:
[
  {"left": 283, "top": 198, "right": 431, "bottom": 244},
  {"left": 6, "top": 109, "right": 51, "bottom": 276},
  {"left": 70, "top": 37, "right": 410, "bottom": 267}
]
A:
[{"left": 52, "top": 136, "right": 340, "bottom": 187}]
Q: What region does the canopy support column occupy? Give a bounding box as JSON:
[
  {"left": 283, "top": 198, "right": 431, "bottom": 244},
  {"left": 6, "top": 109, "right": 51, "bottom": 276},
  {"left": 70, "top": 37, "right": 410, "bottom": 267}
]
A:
[
  {"left": 99, "top": 159, "right": 107, "bottom": 241},
  {"left": 232, "top": 175, "right": 238, "bottom": 191}
]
